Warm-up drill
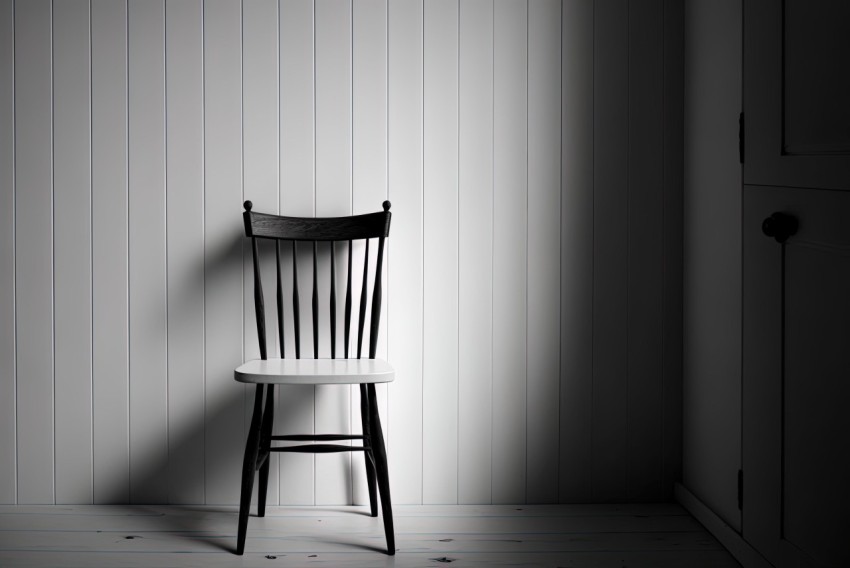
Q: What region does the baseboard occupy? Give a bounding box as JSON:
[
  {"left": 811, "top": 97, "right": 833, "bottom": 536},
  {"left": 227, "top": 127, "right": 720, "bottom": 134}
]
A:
[{"left": 675, "top": 483, "right": 773, "bottom": 568}]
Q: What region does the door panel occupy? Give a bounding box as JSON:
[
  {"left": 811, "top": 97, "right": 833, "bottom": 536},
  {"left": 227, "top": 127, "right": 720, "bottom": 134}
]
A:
[
  {"left": 744, "top": 0, "right": 850, "bottom": 189},
  {"left": 784, "top": 242, "right": 850, "bottom": 566},
  {"left": 783, "top": 0, "right": 850, "bottom": 155},
  {"left": 743, "top": 185, "right": 850, "bottom": 568}
]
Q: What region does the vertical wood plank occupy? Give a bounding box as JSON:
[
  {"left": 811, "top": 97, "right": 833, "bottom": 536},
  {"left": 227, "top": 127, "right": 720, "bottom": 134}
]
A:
[
  {"left": 203, "top": 0, "right": 244, "bottom": 505},
  {"left": 662, "top": 0, "right": 684, "bottom": 502},
  {"left": 593, "top": 0, "right": 629, "bottom": 502},
  {"left": 166, "top": 0, "right": 205, "bottom": 504},
  {"left": 351, "top": 0, "right": 388, "bottom": 506},
  {"left": 127, "top": 0, "right": 168, "bottom": 504},
  {"left": 387, "top": 0, "right": 424, "bottom": 505},
  {"left": 527, "top": 0, "right": 561, "bottom": 504},
  {"left": 279, "top": 0, "right": 315, "bottom": 223},
  {"left": 422, "top": 0, "right": 458, "bottom": 505},
  {"left": 242, "top": 0, "right": 280, "bottom": 506},
  {"left": 0, "top": 0, "right": 16, "bottom": 505},
  {"left": 559, "top": 0, "right": 594, "bottom": 504},
  {"left": 314, "top": 0, "right": 351, "bottom": 505},
  {"left": 91, "top": 0, "right": 129, "bottom": 505},
  {"left": 314, "top": 0, "right": 352, "bottom": 217},
  {"left": 278, "top": 0, "right": 315, "bottom": 506},
  {"left": 457, "top": 0, "right": 493, "bottom": 505},
  {"left": 351, "top": 0, "right": 387, "bottom": 212},
  {"left": 53, "top": 0, "right": 93, "bottom": 505},
  {"left": 627, "top": 0, "right": 664, "bottom": 501},
  {"left": 242, "top": 0, "right": 280, "bottom": 357},
  {"left": 15, "top": 0, "right": 54, "bottom": 505},
  {"left": 491, "top": 0, "right": 527, "bottom": 505}
]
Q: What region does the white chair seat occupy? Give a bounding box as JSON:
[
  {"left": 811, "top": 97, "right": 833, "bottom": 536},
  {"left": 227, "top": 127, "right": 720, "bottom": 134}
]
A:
[{"left": 234, "top": 358, "right": 394, "bottom": 385}]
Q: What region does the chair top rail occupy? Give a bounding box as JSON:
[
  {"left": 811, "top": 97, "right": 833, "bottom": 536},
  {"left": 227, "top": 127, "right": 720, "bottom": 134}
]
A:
[{"left": 243, "top": 200, "right": 391, "bottom": 241}]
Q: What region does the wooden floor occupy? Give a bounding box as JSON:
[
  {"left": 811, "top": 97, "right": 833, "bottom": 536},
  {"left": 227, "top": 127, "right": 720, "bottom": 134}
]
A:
[{"left": 0, "top": 504, "right": 741, "bottom": 567}]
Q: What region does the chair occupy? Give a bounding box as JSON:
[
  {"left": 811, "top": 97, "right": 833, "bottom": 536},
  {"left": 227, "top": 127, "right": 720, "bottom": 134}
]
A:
[{"left": 234, "top": 200, "right": 395, "bottom": 555}]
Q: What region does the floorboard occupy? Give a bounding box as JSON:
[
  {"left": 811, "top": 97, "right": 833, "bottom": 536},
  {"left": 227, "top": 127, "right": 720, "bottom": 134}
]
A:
[{"left": 0, "top": 504, "right": 742, "bottom": 567}]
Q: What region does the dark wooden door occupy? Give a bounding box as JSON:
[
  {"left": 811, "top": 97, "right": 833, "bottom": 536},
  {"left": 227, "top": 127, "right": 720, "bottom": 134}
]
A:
[{"left": 743, "top": 1, "right": 850, "bottom": 567}]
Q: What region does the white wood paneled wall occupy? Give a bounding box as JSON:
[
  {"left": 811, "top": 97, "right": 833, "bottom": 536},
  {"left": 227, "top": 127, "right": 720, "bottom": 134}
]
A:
[{"left": 0, "top": 0, "right": 683, "bottom": 506}]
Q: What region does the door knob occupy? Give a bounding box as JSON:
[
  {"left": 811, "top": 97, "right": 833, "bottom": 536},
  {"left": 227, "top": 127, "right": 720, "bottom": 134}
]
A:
[{"left": 762, "top": 212, "right": 798, "bottom": 243}]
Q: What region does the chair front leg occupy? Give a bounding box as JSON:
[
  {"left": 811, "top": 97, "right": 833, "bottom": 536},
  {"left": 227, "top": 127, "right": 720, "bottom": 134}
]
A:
[
  {"left": 367, "top": 384, "right": 395, "bottom": 555},
  {"left": 359, "top": 384, "right": 378, "bottom": 517},
  {"left": 257, "top": 384, "right": 275, "bottom": 518},
  {"left": 237, "top": 384, "right": 265, "bottom": 555}
]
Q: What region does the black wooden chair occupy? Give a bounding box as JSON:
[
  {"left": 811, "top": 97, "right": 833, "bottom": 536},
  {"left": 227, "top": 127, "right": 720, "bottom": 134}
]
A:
[{"left": 234, "top": 200, "right": 395, "bottom": 555}]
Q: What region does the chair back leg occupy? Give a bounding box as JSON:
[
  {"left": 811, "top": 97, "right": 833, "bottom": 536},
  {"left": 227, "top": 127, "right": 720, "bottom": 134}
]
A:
[
  {"left": 237, "top": 385, "right": 265, "bottom": 555},
  {"left": 367, "top": 383, "right": 395, "bottom": 555}
]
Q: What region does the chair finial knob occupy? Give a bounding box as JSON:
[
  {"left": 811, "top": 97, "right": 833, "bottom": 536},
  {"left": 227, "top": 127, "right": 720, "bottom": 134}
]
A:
[
  {"left": 244, "top": 200, "right": 253, "bottom": 211},
  {"left": 382, "top": 200, "right": 391, "bottom": 211}
]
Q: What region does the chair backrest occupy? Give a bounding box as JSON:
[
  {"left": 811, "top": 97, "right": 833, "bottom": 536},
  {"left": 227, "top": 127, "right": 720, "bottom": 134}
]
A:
[{"left": 243, "top": 200, "right": 391, "bottom": 361}]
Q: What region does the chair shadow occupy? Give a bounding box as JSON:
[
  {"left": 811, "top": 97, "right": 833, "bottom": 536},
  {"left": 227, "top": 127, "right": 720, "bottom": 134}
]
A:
[
  {"left": 323, "top": 537, "right": 389, "bottom": 555},
  {"left": 96, "top": 230, "right": 371, "bottom": 555},
  {"left": 100, "top": 386, "right": 354, "bottom": 554}
]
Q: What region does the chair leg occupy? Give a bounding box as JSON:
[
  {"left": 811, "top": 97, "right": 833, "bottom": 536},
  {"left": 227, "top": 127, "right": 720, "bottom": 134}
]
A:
[
  {"left": 367, "top": 384, "right": 395, "bottom": 555},
  {"left": 236, "top": 385, "right": 265, "bottom": 556},
  {"left": 359, "top": 384, "right": 378, "bottom": 517},
  {"left": 257, "top": 384, "right": 275, "bottom": 518}
]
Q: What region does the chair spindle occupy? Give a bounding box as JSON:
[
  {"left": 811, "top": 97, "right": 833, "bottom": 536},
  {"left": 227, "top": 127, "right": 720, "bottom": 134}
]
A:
[
  {"left": 357, "top": 239, "right": 370, "bottom": 359},
  {"left": 369, "top": 236, "right": 385, "bottom": 359},
  {"left": 251, "top": 238, "right": 267, "bottom": 360},
  {"left": 275, "top": 241, "right": 284, "bottom": 358},
  {"left": 344, "top": 240, "right": 353, "bottom": 359},
  {"left": 312, "top": 241, "right": 319, "bottom": 359},
  {"left": 330, "top": 241, "right": 336, "bottom": 359},
  {"left": 292, "top": 241, "right": 301, "bottom": 359}
]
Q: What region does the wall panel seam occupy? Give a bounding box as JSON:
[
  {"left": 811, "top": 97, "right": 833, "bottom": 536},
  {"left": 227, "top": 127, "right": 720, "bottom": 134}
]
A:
[
  {"left": 490, "top": 0, "right": 495, "bottom": 506},
  {"left": 124, "top": 0, "right": 133, "bottom": 501},
  {"left": 201, "top": 0, "right": 207, "bottom": 505},
  {"left": 660, "top": 0, "right": 666, "bottom": 497},
  {"left": 279, "top": 0, "right": 282, "bottom": 219},
  {"left": 660, "top": 0, "right": 668, "bottom": 496},
  {"left": 12, "top": 0, "right": 17, "bottom": 506},
  {"left": 312, "top": 0, "right": 316, "bottom": 504},
  {"left": 524, "top": 0, "right": 529, "bottom": 504},
  {"left": 455, "top": 0, "right": 460, "bottom": 506},
  {"left": 50, "top": 0, "right": 56, "bottom": 505},
  {"left": 89, "top": 0, "right": 94, "bottom": 505},
  {"left": 164, "top": 0, "right": 170, "bottom": 505},
  {"left": 419, "top": 0, "right": 424, "bottom": 506},
  {"left": 626, "top": 0, "right": 631, "bottom": 501},
  {"left": 590, "top": 0, "right": 596, "bottom": 502},
  {"left": 240, "top": 0, "right": 246, "bottom": 504},
  {"left": 381, "top": 0, "right": 390, "bottom": 467},
  {"left": 349, "top": 1, "right": 354, "bottom": 503},
  {"left": 556, "top": 0, "right": 563, "bottom": 503}
]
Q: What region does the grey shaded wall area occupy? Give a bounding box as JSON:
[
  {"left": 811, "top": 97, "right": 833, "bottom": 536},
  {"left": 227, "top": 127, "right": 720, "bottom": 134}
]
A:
[
  {"left": 560, "top": 0, "right": 683, "bottom": 504},
  {"left": 683, "top": 0, "right": 742, "bottom": 530}
]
